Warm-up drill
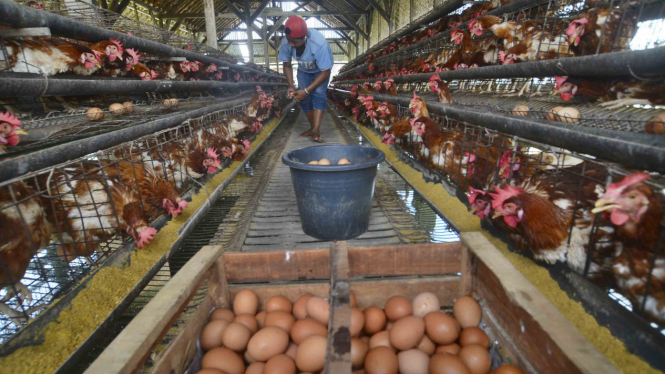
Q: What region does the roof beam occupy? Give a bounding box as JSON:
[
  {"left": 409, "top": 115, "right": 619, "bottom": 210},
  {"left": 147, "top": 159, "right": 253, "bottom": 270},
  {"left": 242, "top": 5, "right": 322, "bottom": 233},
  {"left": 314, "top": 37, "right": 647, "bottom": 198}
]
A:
[
  {"left": 333, "top": 40, "right": 347, "bottom": 55},
  {"left": 162, "top": 10, "right": 369, "bottom": 18},
  {"left": 367, "top": 0, "right": 390, "bottom": 22},
  {"left": 248, "top": 0, "right": 271, "bottom": 25}
]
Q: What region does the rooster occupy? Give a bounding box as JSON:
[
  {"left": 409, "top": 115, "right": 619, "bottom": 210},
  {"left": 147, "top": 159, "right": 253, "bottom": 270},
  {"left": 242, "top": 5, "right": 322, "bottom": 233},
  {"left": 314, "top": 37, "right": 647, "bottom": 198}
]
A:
[
  {"left": 428, "top": 75, "right": 452, "bottom": 104},
  {"left": 0, "top": 112, "right": 27, "bottom": 154},
  {"left": 592, "top": 173, "right": 665, "bottom": 324},
  {"left": 0, "top": 38, "right": 101, "bottom": 76}
]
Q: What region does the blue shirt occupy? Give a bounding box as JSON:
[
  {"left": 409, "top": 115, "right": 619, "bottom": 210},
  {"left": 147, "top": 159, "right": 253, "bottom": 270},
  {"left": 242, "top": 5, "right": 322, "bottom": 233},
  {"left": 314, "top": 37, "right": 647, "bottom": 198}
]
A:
[{"left": 278, "top": 29, "right": 334, "bottom": 73}]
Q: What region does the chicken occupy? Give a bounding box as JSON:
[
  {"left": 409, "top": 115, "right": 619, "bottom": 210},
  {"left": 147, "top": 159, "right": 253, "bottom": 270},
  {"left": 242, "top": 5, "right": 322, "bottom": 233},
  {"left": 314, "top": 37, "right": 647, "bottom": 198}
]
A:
[
  {"left": 428, "top": 75, "right": 452, "bottom": 104},
  {"left": 0, "top": 38, "right": 101, "bottom": 76},
  {"left": 90, "top": 38, "right": 124, "bottom": 75},
  {"left": 554, "top": 76, "right": 665, "bottom": 108},
  {"left": 131, "top": 62, "right": 158, "bottom": 81},
  {"left": 143, "top": 145, "right": 222, "bottom": 190},
  {"left": 383, "top": 78, "right": 397, "bottom": 95},
  {"left": 0, "top": 112, "right": 27, "bottom": 154},
  {"left": 592, "top": 172, "right": 665, "bottom": 324},
  {"left": 498, "top": 27, "right": 570, "bottom": 65},
  {"left": 565, "top": 7, "right": 637, "bottom": 57},
  {"left": 0, "top": 181, "right": 51, "bottom": 320},
  {"left": 374, "top": 80, "right": 386, "bottom": 94},
  {"left": 382, "top": 115, "right": 411, "bottom": 145}
]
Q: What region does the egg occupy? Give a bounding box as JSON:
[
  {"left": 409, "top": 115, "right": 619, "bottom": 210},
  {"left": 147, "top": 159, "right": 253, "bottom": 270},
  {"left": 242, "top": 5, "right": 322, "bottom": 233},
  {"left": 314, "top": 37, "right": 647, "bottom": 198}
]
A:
[
  {"left": 233, "top": 289, "right": 259, "bottom": 316},
  {"left": 453, "top": 296, "right": 481, "bottom": 328},
  {"left": 389, "top": 316, "right": 425, "bottom": 350},
  {"left": 290, "top": 318, "right": 327, "bottom": 345},
  {"left": 369, "top": 330, "right": 393, "bottom": 351},
  {"left": 210, "top": 308, "right": 235, "bottom": 323},
  {"left": 221, "top": 322, "right": 251, "bottom": 352},
  {"left": 295, "top": 335, "right": 327, "bottom": 372},
  {"left": 233, "top": 314, "right": 258, "bottom": 334},
  {"left": 196, "top": 369, "right": 226, "bottom": 374},
  {"left": 546, "top": 106, "right": 564, "bottom": 121},
  {"left": 256, "top": 311, "right": 267, "bottom": 328},
  {"left": 109, "top": 103, "right": 125, "bottom": 114},
  {"left": 493, "top": 364, "right": 525, "bottom": 374},
  {"left": 350, "top": 291, "right": 357, "bottom": 307},
  {"left": 123, "top": 101, "right": 134, "bottom": 113},
  {"left": 351, "top": 337, "right": 369, "bottom": 369},
  {"left": 350, "top": 307, "right": 365, "bottom": 337},
  {"left": 412, "top": 292, "right": 440, "bottom": 318},
  {"left": 436, "top": 343, "right": 461, "bottom": 355},
  {"left": 458, "top": 345, "right": 491, "bottom": 374},
  {"left": 201, "top": 347, "right": 245, "bottom": 374},
  {"left": 266, "top": 295, "right": 293, "bottom": 313},
  {"left": 285, "top": 342, "right": 298, "bottom": 360},
  {"left": 318, "top": 158, "right": 331, "bottom": 165},
  {"left": 247, "top": 327, "right": 289, "bottom": 361},
  {"left": 512, "top": 105, "right": 529, "bottom": 116},
  {"left": 338, "top": 158, "right": 352, "bottom": 165},
  {"left": 245, "top": 350, "right": 257, "bottom": 364},
  {"left": 86, "top": 107, "right": 104, "bottom": 120},
  {"left": 265, "top": 311, "right": 296, "bottom": 333},
  {"left": 397, "top": 349, "right": 429, "bottom": 374},
  {"left": 459, "top": 327, "right": 490, "bottom": 348},
  {"left": 306, "top": 296, "right": 330, "bottom": 325},
  {"left": 171, "top": 98, "right": 179, "bottom": 107},
  {"left": 293, "top": 294, "right": 313, "bottom": 319},
  {"left": 556, "top": 106, "right": 580, "bottom": 123},
  {"left": 244, "top": 362, "right": 265, "bottom": 374},
  {"left": 365, "top": 346, "right": 398, "bottom": 374},
  {"left": 424, "top": 312, "right": 459, "bottom": 345},
  {"left": 363, "top": 307, "right": 387, "bottom": 334},
  {"left": 429, "top": 353, "right": 471, "bottom": 374},
  {"left": 200, "top": 319, "right": 230, "bottom": 351},
  {"left": 416, "top": 334, "right": 436, "bottom": 355},
  {"left": 308, "top": 161, "right": 319, "bottom": 165},
  {"left": 385, "top": 296, "right": 412, "bottom": 321},
  {"left": 646, "top": 112, "right": 665, "bottom": 134},
  {"left": 264, "top": 354, "right": 296, "bottom": 374},
  {"left": 163, "top": 99, "right": 173, "bottom": 108}
]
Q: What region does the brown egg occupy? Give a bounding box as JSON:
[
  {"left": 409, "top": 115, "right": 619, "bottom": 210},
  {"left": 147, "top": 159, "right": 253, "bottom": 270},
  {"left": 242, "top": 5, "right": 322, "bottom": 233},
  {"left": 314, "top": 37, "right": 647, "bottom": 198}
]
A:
[
  {"left": 265, "top": 311, "right": 296, "bottom": 333},
  {"left": 363, "top": 307, "right": 387, "bottom": 334},
  {"left": 459, "top": 327, "right": 490, "bottom": 348},
  {"left": 290, "top": 318, "right": 328, "bottom": 345},
  {"left": 200, "top": 319, "right": 230, "bottom": 351},
  {"left": 293, "top": 294, "right": 313, "bottom": 320},
  {"left": 429, "top": 353, "right": 470, "bottom": 374},
  {"left": 350, "top": 291, "right": 357, "bottom": 307},
  {"left": 436, "top": 343, "right": 461, "bottom": 355},
  {"left": 453, "top": 297, "right": 481, "bottom": 329},
  {"left": 458, "top": 345, "right": 491, "bottom": 374},
  {"left": 365, "top": 347, "right": 398, "bottom": 374},
  {"left": 308, "top": 161, "right": 319, "bottom": 165},
  {"left": 266, "top": 295, "right": 293, "bottom": 313},
  {"left": 222, "top": 322, "right": 251, "bottom": 352},
  {"left": 493, "top": 364, "right": 525, "bottom": 374},
  {"left": 196, "top": 369, "right": 226, "bottom": 374},
  {"left": 163, "top": 99, "right": 173, "bottom": 108},
  {"left": 369, "top": 330, "right": 393, "bottom": 351},
  {"left": 247, "top": 327, "right": 289, "bottom": 362},
  {"left": 295, "top": 335, "right": 327, "bottom": 372},
  {"left": 285, "top": 342, "right": 298, "bottom": 360},
  {"left": 512, "top": 105, "right": 529, "bottom": 116},
  {"left": 170, "top": 98, "right": 179, "bottom": 107},
  {"left": 210, "top": 308, "right": 235, "bottom": 323},
  {"left": 233, "top": 289, "right": 259, "bottom": 316},
  {"left": 385, "top": 296, "right": 412, "bottom": 321},
  {"left": 646, "top": 112, "right": 665, "bottom": 135},
  {"left": 350, "top": 307, "right": 365, "bottom": 337},
  {"left": 412, "top": 292, "right": 441, "bottom": 318},
  {"left": 264, "top": 354, "right": 296, "bottom": 374},
  {"left": 244, "top": 362, "right": 265, "bottom": 374},
  {"left": 424, "top": 312, "right": 459, "bottom": 345},
  {"left": 386, "top": 321, "right": 394, "bottom": 331},
  {"left": 86, "top": 107, "right": 104, "bottom": 120},
  {"left": 318, "top": 158, "right": 331, "bottom": 165},
  {"left": 256, "top": 311, "right": 267, "bottom": 328},
  {"left": 338, "top": 158, "right": 352, "bottom": 165},
  {"left": 245, "top": 350, "right": 257, "bottom": 364},
  {"left": 123, "top": 101, "right": 134, "bottom": 113},
  {"left": 306, "top": 297, "right": 330, "bottom": 325},
  {"left": 416, "top": 335, "right": 436, "bottom": 356},
  {"left": 389, "top": 316, "right": 425, "bottom": 350},
  {"left": 397, "top": 349, "right": 430, "bottom": 374},
  {"left": 109, "top": 103, "right": 125, "bottom": 114},
  {"left": 351, "top": 337, "right": 369, "bottom": 369},
  {"left": 545, "top": 106, "right": 563, "bottom": 121},
  {"left": 233, "top": 314, "right": 258, "bottom": 334},
  {"left": 201, "top": 347, "right": 245, "bottom": 374},
  {"left": 556, "top": 107, "right": 580, "bottom": 123}
]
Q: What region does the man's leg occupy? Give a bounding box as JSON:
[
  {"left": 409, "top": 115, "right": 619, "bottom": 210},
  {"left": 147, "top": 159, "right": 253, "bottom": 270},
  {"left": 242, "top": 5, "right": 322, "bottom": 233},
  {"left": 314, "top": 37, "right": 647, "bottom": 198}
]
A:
[
  {"left": 310, "top": 109, "right": 324, "bottom": 142},
  {"left": 300, "top": 110, "right": 315, "bottom": 137}
]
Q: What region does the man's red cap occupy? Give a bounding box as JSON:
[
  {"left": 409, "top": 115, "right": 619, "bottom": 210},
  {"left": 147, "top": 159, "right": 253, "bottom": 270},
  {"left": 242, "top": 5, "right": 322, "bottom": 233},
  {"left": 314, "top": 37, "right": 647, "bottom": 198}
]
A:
[{"left": 284, "top": 16, "right": 308, "bottom": 38}]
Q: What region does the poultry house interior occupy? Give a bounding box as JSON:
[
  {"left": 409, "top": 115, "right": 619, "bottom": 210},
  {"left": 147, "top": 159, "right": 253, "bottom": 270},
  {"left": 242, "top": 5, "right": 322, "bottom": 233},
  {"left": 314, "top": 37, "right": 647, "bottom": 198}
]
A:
[{"left": 0, "top": 0, "right": 664, "bottom": 373}]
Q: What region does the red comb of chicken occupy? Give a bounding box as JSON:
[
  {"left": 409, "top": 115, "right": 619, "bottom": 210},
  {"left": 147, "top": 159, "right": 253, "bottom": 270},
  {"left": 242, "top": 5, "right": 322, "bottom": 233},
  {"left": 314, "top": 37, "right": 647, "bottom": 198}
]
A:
[
  {"left": 554, "top": 76, "right": 568, "bottom": 90},
  {"left": 206, "top": 148, "right": 221, "bottom": 173},
  {"left": 382, "top": 133, "right": 395, "bottom": 145},
  {"left": 467, "top": 187, "right": 487, "bottom": 205},
  {"left": 0, "top": 111, "right": 21, "bottom": 128},
  {"left": 602, "top": 172, "right": 651, "bottom": 200},
  {"left": 489, "top": 185, "right": 524, "bottom": 210},
  {"left": 177, "top": 200, "right": 188, "bottom": 214},
  {"left": 110, "top": 38, "right": 124, "bottom": 52},
  {"left": 136, "top": 227, "right": 157, "bottom": 248}
]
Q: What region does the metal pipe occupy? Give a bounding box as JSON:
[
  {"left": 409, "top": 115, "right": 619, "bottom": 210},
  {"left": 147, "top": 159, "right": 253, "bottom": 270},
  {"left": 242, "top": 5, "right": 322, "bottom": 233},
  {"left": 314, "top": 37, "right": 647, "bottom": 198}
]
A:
[
  {"left": 334, "top": 46, "right": 665, "bottom": 84},
  {"left": 0, "top": 73, "right": 288, "bottom": 97},
  {"left": 330, "top": 88, "right": 665, "bottom": 173},
  {"left": 0, "top": 92, "right": 285, "bottom": 182},
  {"left": 0, "top": 0, "right": 283, "bottom": 79}
]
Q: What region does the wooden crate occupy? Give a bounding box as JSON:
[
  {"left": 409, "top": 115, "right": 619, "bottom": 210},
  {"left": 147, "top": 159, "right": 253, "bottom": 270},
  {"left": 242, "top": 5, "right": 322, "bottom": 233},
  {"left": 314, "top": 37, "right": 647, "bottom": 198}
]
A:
[{"left": 85, "top": 232, "right": 620, "bottom": 374}]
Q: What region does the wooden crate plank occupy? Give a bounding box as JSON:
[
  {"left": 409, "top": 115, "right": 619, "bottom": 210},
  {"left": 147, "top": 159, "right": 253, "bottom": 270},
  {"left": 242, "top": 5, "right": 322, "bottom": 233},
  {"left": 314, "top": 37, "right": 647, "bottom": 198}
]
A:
[
  {"left": 224, "top": 249, "right": 331, "bottom": 283},
  {"left": 326, "top": 241, "right": 352, "bottom": 373}
]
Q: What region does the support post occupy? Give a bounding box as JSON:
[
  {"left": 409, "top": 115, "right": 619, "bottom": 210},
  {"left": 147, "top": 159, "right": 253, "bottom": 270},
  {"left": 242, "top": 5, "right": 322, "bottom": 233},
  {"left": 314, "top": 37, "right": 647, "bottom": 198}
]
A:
[
  {"left": 245, "top": 0, "right": 254, "bottom": 63},
  {"left": 263, "top": 15, "right": 269, "bottom": 69},
  {"left": 203, "top": 0, "right": 217, "bottom": 49}
]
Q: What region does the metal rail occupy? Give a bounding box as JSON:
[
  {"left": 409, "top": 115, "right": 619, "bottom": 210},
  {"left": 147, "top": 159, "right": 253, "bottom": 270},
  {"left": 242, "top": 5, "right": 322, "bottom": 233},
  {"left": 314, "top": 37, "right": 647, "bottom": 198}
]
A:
[
  {"left": 330, "top": 88, "right": 665, "bottom": 173},
  {"left": 0, "top": 0, "right": 283, "bottom": 79},
  {"left": 0, "top": 72, "right": 288, "bottom": 97}
]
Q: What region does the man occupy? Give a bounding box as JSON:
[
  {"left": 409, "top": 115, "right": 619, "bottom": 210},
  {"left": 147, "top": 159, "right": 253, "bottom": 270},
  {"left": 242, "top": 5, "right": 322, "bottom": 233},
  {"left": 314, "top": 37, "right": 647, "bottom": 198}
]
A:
[{"left": 278, "top": 16, "right": 334, "bottom": 143}]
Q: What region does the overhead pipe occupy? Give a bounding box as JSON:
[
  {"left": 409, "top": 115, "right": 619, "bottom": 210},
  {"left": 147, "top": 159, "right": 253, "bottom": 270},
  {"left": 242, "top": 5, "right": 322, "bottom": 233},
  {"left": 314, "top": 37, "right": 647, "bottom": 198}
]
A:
[
  {"left": 0, "top": 72, "right": 288, "bottom": 97},
  {"left": 330, "top": 88, "right": 665, "bottom": 174},
  {"left": 0, "top": 0, "right": 283, "bottom": 79},
  {"left": 0, "top": 92, "right": 286, "bottom": 182}
]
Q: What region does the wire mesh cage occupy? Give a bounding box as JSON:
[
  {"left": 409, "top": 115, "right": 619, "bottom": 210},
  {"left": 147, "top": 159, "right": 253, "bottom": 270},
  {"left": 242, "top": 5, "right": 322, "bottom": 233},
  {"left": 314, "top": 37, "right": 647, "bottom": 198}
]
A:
[
  {"left": 328, "top": 90, "right": 665, "bottom": 332},
  {"left": 0, "top": 95, "right": 278, "bottom": 342}
]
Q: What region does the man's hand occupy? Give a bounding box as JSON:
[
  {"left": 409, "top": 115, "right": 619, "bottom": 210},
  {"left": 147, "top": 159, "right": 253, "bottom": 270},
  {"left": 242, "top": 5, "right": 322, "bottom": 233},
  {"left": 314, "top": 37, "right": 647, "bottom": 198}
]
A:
[
  {"left": 293, "top": 89, "right": 308, "bottom": 101},
  {"left": 287, "top": 86, "right": 296, "bottom": 99}
]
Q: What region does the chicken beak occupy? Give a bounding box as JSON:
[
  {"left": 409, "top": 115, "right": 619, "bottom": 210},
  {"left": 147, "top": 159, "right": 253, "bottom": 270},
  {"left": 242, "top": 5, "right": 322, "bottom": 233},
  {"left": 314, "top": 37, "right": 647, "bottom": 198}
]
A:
[
  {"left": 591, "top": 199, "right": 620, "bottom": 214},
  {"left": 470, "top": 206, "right": 478, "bottom": 214},
  {"left": 116, "top": 54, "right": 124, "bottom": 61},
  {"left": 492, "top": 212, "right": 503, "bottom": 219},
  {"left": 14, "top": 129, "right": 28, "bottom": 135}
]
